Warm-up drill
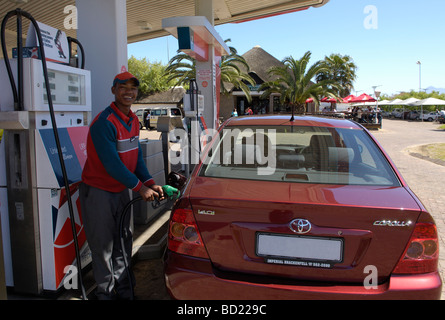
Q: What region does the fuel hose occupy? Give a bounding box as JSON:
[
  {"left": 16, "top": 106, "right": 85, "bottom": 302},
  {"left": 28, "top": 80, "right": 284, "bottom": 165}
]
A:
[{"left": 119, "top": 185, "right": 180, "bottom": 300}]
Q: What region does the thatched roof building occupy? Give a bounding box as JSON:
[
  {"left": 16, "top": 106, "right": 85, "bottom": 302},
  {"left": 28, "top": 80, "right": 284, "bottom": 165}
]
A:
[
  {"left": 220, "top": 45, "right": 317, "bottom": 119},
  {"left": 135, "top": 87, "right": 186, "bottom": 105},
  {"left": 241, "top": 45, "right": 285, "bottom": 84},
  {"left": 220, "top": 45, "right": 290, "bottom": 118}
]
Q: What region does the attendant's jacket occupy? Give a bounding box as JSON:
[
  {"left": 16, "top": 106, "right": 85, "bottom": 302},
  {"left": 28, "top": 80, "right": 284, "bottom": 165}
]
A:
[{"left": 82, "top": 102, "right": 154, "bottom": 192}]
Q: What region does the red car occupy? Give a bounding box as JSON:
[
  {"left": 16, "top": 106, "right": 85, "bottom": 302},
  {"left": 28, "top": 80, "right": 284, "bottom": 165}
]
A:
[{"left": 164, "top": 115, "right": 442, "bottom": 300}]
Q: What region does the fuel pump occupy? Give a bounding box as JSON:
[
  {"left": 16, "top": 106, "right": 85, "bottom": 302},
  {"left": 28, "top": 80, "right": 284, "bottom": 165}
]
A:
[
  {"left": 182, "top": 79, "right": 206, "bottom": 176},
  {"left": 0, "top": 9, "right": 90, "bottom": 298}
]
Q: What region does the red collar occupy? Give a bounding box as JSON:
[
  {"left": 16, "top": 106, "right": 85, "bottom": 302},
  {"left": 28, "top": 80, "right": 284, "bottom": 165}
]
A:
[{"left": 110, "top": 102, "right": 135, "bottom": 123}]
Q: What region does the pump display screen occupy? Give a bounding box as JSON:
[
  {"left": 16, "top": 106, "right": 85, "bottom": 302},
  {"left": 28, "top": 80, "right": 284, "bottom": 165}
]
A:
[{"left": 43, "top": 70, "right": 86, "bottom": 105}]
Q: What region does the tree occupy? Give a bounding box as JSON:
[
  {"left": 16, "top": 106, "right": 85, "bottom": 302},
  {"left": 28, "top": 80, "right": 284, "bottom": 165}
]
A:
[
  {"left": 259, "top": 51, "right": 341, "bottom": 119},
  {"left": 164, "top": 39, "right": 255, "bottom": 102},
  {"left": 163, "top": 53, "right": 195, "bottom": 89},
  {"left": 219, "top": 43, "right": 256, "bottom": 102},
  {"left": 315, "top": 53, "right": 357, "bottom": 97},
  {"left": 128, "top": 56, "right": 173, "bottom": 97}
]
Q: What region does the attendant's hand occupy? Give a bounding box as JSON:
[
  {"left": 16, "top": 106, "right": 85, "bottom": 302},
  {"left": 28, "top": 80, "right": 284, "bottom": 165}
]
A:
[
  {"left": 149, "top": 184, "right": 165, "bottom": 201},
  {"left": 138, "top": 184, "right": 159, "bottom": 202}
]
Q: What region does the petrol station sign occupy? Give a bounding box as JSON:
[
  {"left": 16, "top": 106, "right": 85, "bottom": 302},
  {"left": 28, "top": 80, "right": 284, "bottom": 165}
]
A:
[{"left": 26, "top": 21, "right": 70, "bottom": 65}]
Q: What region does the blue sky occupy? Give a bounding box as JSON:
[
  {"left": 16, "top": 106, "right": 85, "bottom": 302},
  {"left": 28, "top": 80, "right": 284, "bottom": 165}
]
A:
[{"left": 128, "top": 0, "right": 445, "bottom": 97}]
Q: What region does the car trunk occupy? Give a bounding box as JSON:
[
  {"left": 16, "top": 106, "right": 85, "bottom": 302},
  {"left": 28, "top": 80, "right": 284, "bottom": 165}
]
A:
[{"left": 189, "top": 177, "right": 422, "bottom": 284}]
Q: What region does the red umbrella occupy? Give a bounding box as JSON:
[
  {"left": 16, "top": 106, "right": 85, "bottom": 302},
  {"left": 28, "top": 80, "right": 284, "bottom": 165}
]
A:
[
  {"left": 321, "top": 97, "right": 338, "bottom": 103},
  {"left": 350, "top": 93, "right": 376, "bottom": 103},
  {"left": 305, "top": 98, "right": 314, "bottom": 103},
  {"left": 342, "top": 94, "right": 356, "bottom": 103}
]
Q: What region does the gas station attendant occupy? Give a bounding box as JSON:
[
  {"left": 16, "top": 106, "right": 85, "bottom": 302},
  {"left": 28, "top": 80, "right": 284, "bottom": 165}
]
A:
[{"left": 79, "top": 71, "right": 164, "bottom": 300}]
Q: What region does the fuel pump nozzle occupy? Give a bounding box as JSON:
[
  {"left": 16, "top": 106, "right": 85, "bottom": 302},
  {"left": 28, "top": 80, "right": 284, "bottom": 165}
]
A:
[
  {"left": 162, "top": 184, "right": 180, "bottom": 200},
  {"left": 152, "top": 184, "right": 180, "bottom": 209}
]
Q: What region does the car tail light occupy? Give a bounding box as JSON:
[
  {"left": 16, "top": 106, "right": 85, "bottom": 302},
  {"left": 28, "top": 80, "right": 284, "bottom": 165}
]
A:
[
  {"left": 393, "top": 223, "right": 439, "bottom": 274},
  {"left": 168, "top": 203, "right": 209, "bottom": 259}
]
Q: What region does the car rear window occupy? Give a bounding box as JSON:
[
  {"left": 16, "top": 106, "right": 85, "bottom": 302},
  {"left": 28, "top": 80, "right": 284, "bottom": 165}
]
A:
[{"left": 199, "top": 125, "right": 401, "bottom": 186}]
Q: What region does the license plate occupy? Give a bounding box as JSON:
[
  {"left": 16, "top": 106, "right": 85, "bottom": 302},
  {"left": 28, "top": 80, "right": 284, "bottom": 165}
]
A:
[{"left": 256, "top": 233, "right": 343, "bottom": 264}]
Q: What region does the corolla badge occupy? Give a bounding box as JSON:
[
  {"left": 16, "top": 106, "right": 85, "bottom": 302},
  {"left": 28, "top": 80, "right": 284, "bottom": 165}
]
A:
[
  {"left": 197, "top": 209, "right": 215, "bottom": 216},
  {"left": 373, "top": 220, "right": 412, "bottom": 227},
  {"left": 289, "top": 219, "right": 312, "bottom": 234}
]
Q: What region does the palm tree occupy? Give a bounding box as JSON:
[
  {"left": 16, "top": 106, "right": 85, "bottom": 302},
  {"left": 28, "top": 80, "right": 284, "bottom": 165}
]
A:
[
  {"left": 164, "top": 52, "right": 196, "bottom": 88},
  {"left": 315, "top": 53, "right": 357, "bottom": 97},
  {"left": 259, "top": 51, "right": 341, "bottom": 120},
  {"left": 219, "top": 44, "right": 255, "bottom": 102},
  {"left": 164, "top": 39, "right": 255, "bottom": 102}
]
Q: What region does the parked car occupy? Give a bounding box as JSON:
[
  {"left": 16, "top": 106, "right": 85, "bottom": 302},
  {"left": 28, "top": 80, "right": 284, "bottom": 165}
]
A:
[
  {"left": 407, "top": 111, "right": 420, "bottom": 120},
  {"left": 407, "top": 110, "right": 420, "bottom": 120},
  {"left": 407, "top": 110, "right": 431, "bottom": 121},
  {"left": 390, "top": 108, "right": 403, "bottom": 118},
  {"left": 164, "top": 115, "right": 442, "bottom": 300},
  {"left": 421, "top": 112, "right": 438, "bottom": 122}
]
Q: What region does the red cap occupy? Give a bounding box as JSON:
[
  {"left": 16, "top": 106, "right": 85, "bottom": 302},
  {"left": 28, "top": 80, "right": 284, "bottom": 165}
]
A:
[{"left": 113, "top": 71, "right": 140, "bottom": 87}]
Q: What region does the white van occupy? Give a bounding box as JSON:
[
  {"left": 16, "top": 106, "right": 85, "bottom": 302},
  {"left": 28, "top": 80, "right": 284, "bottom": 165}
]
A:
[{"left": 149, "top": 107, "right": 183, "bottom": 129}]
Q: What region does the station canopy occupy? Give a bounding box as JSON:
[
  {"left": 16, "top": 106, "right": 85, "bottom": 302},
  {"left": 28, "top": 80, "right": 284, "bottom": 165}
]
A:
[{"left": 0, "top": 0, "right": 329, "bottom": 59}]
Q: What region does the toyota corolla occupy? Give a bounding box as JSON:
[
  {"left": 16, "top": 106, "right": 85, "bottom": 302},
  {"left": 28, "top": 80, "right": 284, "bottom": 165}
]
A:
[{"left": 164, "top": 115, "right": 442, "bottom": 300}]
